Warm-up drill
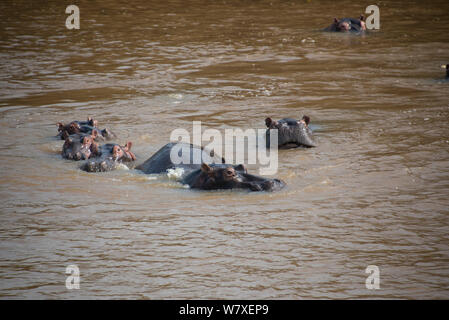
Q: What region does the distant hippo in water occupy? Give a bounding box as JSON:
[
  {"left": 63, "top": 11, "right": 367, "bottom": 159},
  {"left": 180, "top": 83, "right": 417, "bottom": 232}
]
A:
[
  {"left": 324, "top": 15, "right": 366, "bottom": 33},
  {"left": 182, "top": 163, "right": 285, "bottom": 192},
  {"left": 57, "top": 117, "right": 116, "bottom": 141},
  {"left": 442, "top": 64, "right": 449, "bottom": 78},
  {"left": 265, "top": 115, "right": 316, "bottom": 149},
  {"left": 136, "top": 142, "right": 286, "bottom": 192},
  {"left": 81, "top": 142, "right": 136, "bottom": 172}
]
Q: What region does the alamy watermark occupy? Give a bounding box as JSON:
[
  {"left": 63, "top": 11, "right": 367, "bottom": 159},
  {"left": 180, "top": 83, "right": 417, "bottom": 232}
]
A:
[
  {"left": 365, "top": 265, "right": 380, "bottom": 289},
  {"left": 65, "top": 5, "right": 80, "bottom": 30},
  {"left": 66, "top": 264, "right": 80, "bottom": 290},
  {"left": 170, "top": 121, "right": 279, "bottom": 175},
  {"left": 365, "top": 5, "right": 380, "bottom": 30}
]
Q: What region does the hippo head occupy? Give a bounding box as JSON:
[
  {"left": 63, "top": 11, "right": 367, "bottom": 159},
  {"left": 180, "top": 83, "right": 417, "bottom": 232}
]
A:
[
  {"left": 183, "top": 163, "right": 285, "bottom": 192},
  {"left": 112, "top": 142, "right": 136, "bottom": 162},
  {"left": 333, "top": 18, "right": 350, "bottom": 32},
  {"left": 442, "top": 64, "right": 449, "bottom": 77},
  {"left": 62, "top": 133, "right": 99, "bottom": 161},
  {"left": 58, "top": 121, "right": 81, "bottom": 136},
  {"left": 265, "top": 115, "right": 316, "bottom": 148},
  {"left": 82, "top": 141, "right": 136, "bottom": 172},
  {"left": 57, "top": 117, "right": 112, "bottom": 140},
  {"left": 331, "top": 15, "right": 366, "bottom": 32}
]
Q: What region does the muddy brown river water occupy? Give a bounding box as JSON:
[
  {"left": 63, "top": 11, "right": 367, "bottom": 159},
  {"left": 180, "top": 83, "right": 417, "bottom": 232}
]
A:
[{"left": 0, "top": 0, "right": 448, "bottom": 299}]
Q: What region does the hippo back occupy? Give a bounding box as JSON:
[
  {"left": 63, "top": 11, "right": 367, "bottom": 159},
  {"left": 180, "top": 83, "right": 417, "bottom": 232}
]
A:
[{"left": 136, "top": 142, "right": 225, "bottom": 174}]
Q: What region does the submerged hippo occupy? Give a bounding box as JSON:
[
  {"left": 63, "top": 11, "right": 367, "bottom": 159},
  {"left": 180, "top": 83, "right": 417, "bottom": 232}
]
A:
[
  {"left": 57, "top": 117, "right": 116, "bottom": 141},
  {"left": 324, "top": 15, "right": 366, "bottom": 33},
  {"left": 182, "top": 163, "right": 285, "bottom": 192},
  {"left": 442, "top": 64, "right": 449, "bottom": 78},
  {"left": 136, "top": 142, "right": 286, "bottom": 192},
  {"left": 265, "top": 115, "right": 316, "bottom": 149},
  {"left": 81, "top": 142, "right": 136, "bottom": 172},
  {"left": 136, "top": 142, "right": 225, "bottom": 175},
  {"left": 62, "top": 132, "right": 99, "bottom": 161}
]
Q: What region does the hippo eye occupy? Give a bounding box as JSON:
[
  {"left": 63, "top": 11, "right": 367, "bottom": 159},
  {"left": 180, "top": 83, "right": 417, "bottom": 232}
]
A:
[{"left": 225, "top": 169, "right": 234, "bottom": 176}]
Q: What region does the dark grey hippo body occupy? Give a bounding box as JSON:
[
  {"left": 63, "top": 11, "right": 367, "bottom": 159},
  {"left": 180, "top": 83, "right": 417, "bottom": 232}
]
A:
[
  {"left": 136, "top": 142, "right": 286, "bottom": 192},
  {"left": 81, "top": 142, "right": 136, "bottom": 172},
  {"left": 182, "top": 163, "right": 285, "bottom": 192},
  {"left": 135, "top": 142, "right": 225, "bottom": 175},
  {"left": 324, "top": 16, "right": 366, "bottom": 33},
  {"left": 265, "top": 116, "right": 316, "bottom": 149}
]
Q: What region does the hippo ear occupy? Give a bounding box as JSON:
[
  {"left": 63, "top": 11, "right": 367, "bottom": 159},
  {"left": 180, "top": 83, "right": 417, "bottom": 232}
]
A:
[
  {"left": 128, "top": 150, "right": 136, "bottom": 161},
  {"left": 57, "top": 122, "right": 64, "bottom": 131},
  {"left": 265, "top": 117, "right": 273, "bottom": 128},
  {"left": 302, "top": 115, "right": 310, "bottom": 125},
  {"left": 91, "top": 129, "right": 99, "bottom": 139},
  {"left": 124, "top": 142, "right": 136, "bottom": 160},
  {"left": 91, "top": 118, "right": 99, "bottom": 128},
  {"left": 359, "top": 14, "right": 365, "bottom": 21},
  {"left": 334, "top": 18, "right": 339, "bottom": 24},
  {"left": 201, "top": 163, "right": 212, "bottom": 173}
]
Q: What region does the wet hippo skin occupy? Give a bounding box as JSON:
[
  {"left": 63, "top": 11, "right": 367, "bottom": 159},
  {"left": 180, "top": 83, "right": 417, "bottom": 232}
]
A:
[
  {"left": 136, "top": 142, "right": 225, "bottom": 175},
  {"left": 324, "top": 15, "right": 366, "bottom": 33},
  {"left": 265, "top": 115, "right": 316, "bottom": 149},
  {"left": 81, "top": 142, "right": 136, "bottom": 172},
  {"left": 182, "top": 163, "right": 286, "bottom": 192}
]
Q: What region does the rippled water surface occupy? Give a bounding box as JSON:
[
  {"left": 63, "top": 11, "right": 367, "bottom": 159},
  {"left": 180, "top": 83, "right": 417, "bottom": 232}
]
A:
[{"left": 0, "top": 0, "right": 448, "bottom": 299}]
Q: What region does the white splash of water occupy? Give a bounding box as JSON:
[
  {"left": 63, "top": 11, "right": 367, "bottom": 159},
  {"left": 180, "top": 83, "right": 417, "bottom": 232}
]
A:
[
  {"left": 166, "top": 167, "right": 185, "bottom": 180},
  {"left": 116, "top": 163, "right": 129, "bottom": 170}
]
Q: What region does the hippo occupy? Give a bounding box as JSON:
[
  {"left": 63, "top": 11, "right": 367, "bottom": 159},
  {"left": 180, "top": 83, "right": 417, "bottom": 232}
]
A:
[
  {"left": 324, "top": 15, "right": 366, "bottom": 33},
  {"left": 265, "top": 115, "right": 316, "bottom": 149},
  {"left": 136, "top": 142, "right": 225, "bottom": 175},
  {"left": 136, "top": 142, "right": 286, "bottom": 192},
  {"left": 81, "top": 142, "right": 136, "bottom": 172},
  {"left": 442, "top": 64, "right": 449, "bottom": 78},
  {"left": 57, "top": 117, "right": 116, "bottom": 141},
  {"left": 62, "top": 132, "right": 99, "bottom": 161},
  {"left": 182, "top": 163, "right": 285, "bottom": 192}
]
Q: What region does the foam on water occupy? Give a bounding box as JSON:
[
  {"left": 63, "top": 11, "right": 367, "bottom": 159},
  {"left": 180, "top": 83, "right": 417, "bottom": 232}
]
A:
[
  {"left": 166, "top": 167, "right": 185, "bottom": 180},
  {"left": 115, "top": 163, "right": 129, "bottom": 171}
]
